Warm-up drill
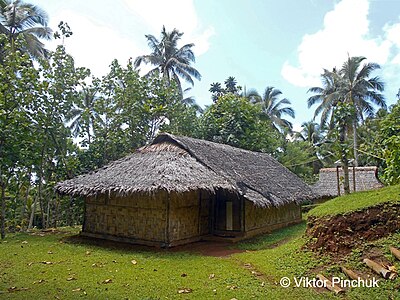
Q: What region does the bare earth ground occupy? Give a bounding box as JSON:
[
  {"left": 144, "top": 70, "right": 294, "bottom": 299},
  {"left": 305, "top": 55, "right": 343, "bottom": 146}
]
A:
[{"left": 306, "top": 202, "right": 400, "bottom": 256}]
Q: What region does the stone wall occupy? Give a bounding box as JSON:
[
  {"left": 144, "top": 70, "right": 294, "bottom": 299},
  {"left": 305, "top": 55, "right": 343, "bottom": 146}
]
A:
[{"left": 312, "top": 167, "right": 384, "bottom": 198}]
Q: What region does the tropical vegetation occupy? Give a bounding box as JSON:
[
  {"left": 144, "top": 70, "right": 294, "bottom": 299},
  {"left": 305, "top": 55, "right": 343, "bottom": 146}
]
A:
[{"left": 0, "top": 0, "right": 399, "bottom": 241}]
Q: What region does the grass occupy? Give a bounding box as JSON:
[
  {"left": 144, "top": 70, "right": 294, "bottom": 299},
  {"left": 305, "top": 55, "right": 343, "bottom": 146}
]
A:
[
  {"left": 1, "top": 198, "right": 400, "bottom": 300},
  {"left": 307, "top": 184, "right": 400, "bottom": 217},
  {"left": 235, "top": 222, "right": 306, "bottom": 250}
]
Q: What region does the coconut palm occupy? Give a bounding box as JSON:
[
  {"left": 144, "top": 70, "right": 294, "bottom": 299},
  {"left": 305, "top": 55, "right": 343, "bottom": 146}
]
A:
[
  {"left": 308, "top": 57, "right": 385, "bottom": 166},
  {"left": 134, "top": 26, "right": 201, "bottom": 92},
  {"left": 66, "top": 87, "right": 99, "bottom": 145},
  {"left": 307, "top": 68, "right": 342, "bottom": 129},
  {"left": 338, "top": 56, "right": 385, "bottom": 165},
  {"left": 247, "top": 86, "right": 295, "bottom": 132},
  {"left": 209, "top": 82, "right": 224, "bottom": 102},
  {"left": 0, "top": 0, "right": 52, "bottom": 60},
  {"left": 224, "top": 76, "right": 239, "bottom": 94}
]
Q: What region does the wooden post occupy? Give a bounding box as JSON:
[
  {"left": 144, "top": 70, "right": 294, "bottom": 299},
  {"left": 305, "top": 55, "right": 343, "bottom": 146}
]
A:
[
  {"left": 390, "top": 246, "right": 400, "bottom": 261},
  {"left": 198, "top": 190, "right": 202, "bottom": 235},
  {"left": 316, "top": 274, "right": 344, "bottom": 294},
  {"left": 165, "top": 191, "right": 170, "bottom": 246},
  {"left": 341, "top": 266, "right": 361, "bottom": 280},
  {"left": 336, "top": 166, "right": 341, "bottom": 196},
  {"left": 363, "top": 258, "right": 391, "bottom": 279}
]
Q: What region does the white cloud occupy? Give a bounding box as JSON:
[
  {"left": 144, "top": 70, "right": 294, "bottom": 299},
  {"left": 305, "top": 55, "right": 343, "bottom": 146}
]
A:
[
  {"left": 281, "top": 0, "right": 396, "bottom": 88},
  {"left": 46, "top": 10, "right": 143, "bottom": 78},
  {"left": 122, "top": 0, "right": 215, "bottom": 56}
]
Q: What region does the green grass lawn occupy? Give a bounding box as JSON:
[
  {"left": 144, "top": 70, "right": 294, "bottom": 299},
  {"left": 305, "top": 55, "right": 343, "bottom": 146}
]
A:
[
  {"left": 2, "top": 184, "right": 400, "bottom": 300},
  {"left": 307, "top": 184, "right": 400, "bottom": 217},
  {"left": 0, "top": 225, "right": 334, "bottom": 300}
]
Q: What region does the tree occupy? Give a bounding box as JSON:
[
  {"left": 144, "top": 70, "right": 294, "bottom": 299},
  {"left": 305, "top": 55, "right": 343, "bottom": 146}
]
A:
[
  {"left": 134, "top": 26, "right": 201, "bottom": 91},
  {"left": 0, "top": 35, "right": 41, "bottom": 238},
  {"left": 199, "top": 94, "right": 282, "bottom": 153},
  {"left": 0, "top": 0, "right": 52, "bottom": 60},
  {"left": 209, "top": 76, "right": 241, "bottom": 102},
  {"left": 308, "top": 57, "right": 385, "bottom": 166},
  {"left": 247, "top": 86, "right": 295, "bottom": 132},
  {"left": 66, "top": 85, "right": 100, "bottom": 146},
  {"left": 307, "top": 68, "right": 342, "bottom": 129},
  {"left": 377, "top": 101, "right": 400, "bottom": 185},
  {"left": 338, "top": 56, "right": 385, "bottom": 166}
]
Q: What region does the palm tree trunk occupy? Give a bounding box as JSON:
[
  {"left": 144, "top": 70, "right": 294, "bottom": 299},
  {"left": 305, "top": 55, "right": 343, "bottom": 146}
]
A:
[
  {"left": 340, "top": 126, "right": 351, "bottom": 194},
  {"left": 353, "top": 121, "right": 358, "bottom": 167}
]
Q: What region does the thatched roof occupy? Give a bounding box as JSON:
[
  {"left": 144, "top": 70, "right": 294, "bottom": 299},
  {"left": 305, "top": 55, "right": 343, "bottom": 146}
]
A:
[
  {"left": 311, "top": 167, "right": 384, "bottom": 198},
  {"left": 56, "top": 133, "right": 314, "bottom": 207}
]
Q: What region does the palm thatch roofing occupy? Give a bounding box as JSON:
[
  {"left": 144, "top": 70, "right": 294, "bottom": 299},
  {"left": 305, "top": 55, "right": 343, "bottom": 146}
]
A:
[{"left": 56, "top": 133, "right": 314, "bottom": 207}]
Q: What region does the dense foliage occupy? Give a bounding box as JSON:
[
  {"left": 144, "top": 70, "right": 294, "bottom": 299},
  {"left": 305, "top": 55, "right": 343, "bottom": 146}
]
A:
[{"left": 1, "top": 1, "right": 400, "bottom": 237}]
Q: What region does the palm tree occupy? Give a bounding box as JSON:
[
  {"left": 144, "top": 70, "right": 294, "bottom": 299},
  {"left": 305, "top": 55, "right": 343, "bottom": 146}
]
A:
[
  {"left": 224, "top": 76, "right": 239, "bottom": 94},
  {"left": 0, "top": 0, "right": 52, "bottom": 60},
  {"left": 209, "top": 82, "right": 224, "bottom": 102},
  {"left": 66, "top": 87, "right": 99, "bottom": 145},
  {"left": 308, "top": 57, "right": 385, "bottom": 166},
  {"left": 307, "top": 68, "right": 342, "bottom": 129},
  {"left": 134, "top": 26, "right": 201, "bottom": 92},
  {"left": 338, "top": 56, "right": 385, "bottom": 166},
  {"left": 248, "top": 86, "right": 295, "bottom": 132}
]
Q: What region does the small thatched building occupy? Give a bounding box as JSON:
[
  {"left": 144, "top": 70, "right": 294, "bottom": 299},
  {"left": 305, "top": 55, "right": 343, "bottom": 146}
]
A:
[
  {"left": 56, "top": 133, "right": 314, "bottom": 247},
  {"left": 311, "top": 167, "right": 384, "bottom": 199}
]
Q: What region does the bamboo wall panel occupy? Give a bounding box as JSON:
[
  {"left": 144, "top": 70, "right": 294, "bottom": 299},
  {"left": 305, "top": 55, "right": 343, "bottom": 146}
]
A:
[
  {"left": 245, "top": 201, "right": 301, "bottom": 231},
  {"left": 169, "top": 191, "right": 200, "bottom": 241},
  {"left": 84, "top": 192, "right": 167, "bottom": 242}
]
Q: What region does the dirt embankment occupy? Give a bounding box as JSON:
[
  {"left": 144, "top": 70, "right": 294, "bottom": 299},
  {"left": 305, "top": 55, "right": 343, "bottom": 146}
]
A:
[{"left": 306, "top": 203, "right": 400, "bottom": 255}]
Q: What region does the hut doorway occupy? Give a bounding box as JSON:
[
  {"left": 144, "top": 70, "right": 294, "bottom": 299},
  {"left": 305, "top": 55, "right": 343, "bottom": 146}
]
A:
[{"left": 213, "top": 190, "right": 242, "bottom": 236}]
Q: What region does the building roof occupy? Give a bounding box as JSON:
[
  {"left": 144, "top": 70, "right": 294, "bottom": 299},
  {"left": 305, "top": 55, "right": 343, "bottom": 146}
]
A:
[
  {"left": 311, "top": 167, "right": 384, "bottom": 198},
  {"left": 56, "top": 133, "right": 314, "bottom": 207}
]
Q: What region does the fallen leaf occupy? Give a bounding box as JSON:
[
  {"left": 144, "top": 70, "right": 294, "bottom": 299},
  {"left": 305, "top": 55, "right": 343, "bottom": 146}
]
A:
[
  {"left": 226, "top": 285, "right": 237, "bottom": 290},
  {"left": 251, "top": 271, "right": 262, "bottom": 276},
  {"left": 112, "top": 260, "right": 117, "bottom": 263},
  {"left": 47, "top": 251, "right": 53, "bottom": 254},
  {"left": 102, "top": 279, "right": 112, "bottom": 284},
  {"left": 177, "top": 288, "right": 192, "bottom": 294},
  {"left": 8, "top": 287, "right": 29, "bottom": 292},
  {"left": 131, "top": 260, "right": 137, "bottom": 265},
  {"left": 85, "top": 251, "right": 91, "bottom": 255},
  {"left": 72, "top": 288, "right": 82, "bottom": 292},
  {"left": 181, "top": 273, "right": 187, "bottom": 277},
  {"left": 261, "top": 281, "right": 265, "bottom": 287},
  {"left": 21, "top": 241, "right": 28, "bottom": 244},
  {"left": 209, "top": 274, "right": 215, "bottom": 279},
  {"left": 33, "top": 279, "right": 45, "bottom": 284},
  {"left": 41, "top": 261, "right": 52, "bottom": 265},
  {"left": 66, "top": 277, "right": 76, "bottom": 281}
]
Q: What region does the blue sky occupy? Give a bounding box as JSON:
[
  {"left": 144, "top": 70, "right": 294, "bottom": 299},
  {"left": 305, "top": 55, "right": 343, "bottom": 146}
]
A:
[{"left": 31, "top": 0, "right": 400, "bottom": 130}]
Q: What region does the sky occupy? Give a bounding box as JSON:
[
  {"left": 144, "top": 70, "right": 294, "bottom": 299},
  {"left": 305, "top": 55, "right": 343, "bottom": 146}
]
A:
[{"left": 30, "top": 0, "right": 400, "bottom": 130}]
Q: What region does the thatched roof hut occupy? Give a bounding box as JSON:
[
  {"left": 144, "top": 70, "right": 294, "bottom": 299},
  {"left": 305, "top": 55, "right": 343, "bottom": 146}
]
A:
[
  {"left": 56, "top": 133, "right": 314, "bottom": 246},
  {"left": 311, "top": 166, "right": 384, "bottom": 199}
]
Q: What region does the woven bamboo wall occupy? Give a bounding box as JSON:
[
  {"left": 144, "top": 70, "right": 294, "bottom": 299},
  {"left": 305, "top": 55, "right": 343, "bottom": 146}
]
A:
[
  {"left": 245, "top": 201, "right": 301, "bottom": 231},
  {"left": 84, "top": 191, "right": 167, "bottom": 242},
  {"left": 168, "top": 190, "right": 211, "bottom": 241}
]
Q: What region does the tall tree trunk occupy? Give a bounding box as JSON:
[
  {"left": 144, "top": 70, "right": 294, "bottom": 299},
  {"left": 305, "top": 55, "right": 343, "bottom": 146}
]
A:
[
  {"left": 1, "top": 182, "right": 6, "bottom": 239},
  {"left": 353, "top": 121, "right": 359, "bottom": 167},
  {"left": 29, "top": 148, "right": 45, "bottom": 230},
  {"left": 21, "top": 181, "right": 31, "bottom": 230},
  {"left": 340, "top": 127, "right": 351, "bottom": 194},
  {"left": 67, "top": 196, "right": 74, "bottom": 226}
]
